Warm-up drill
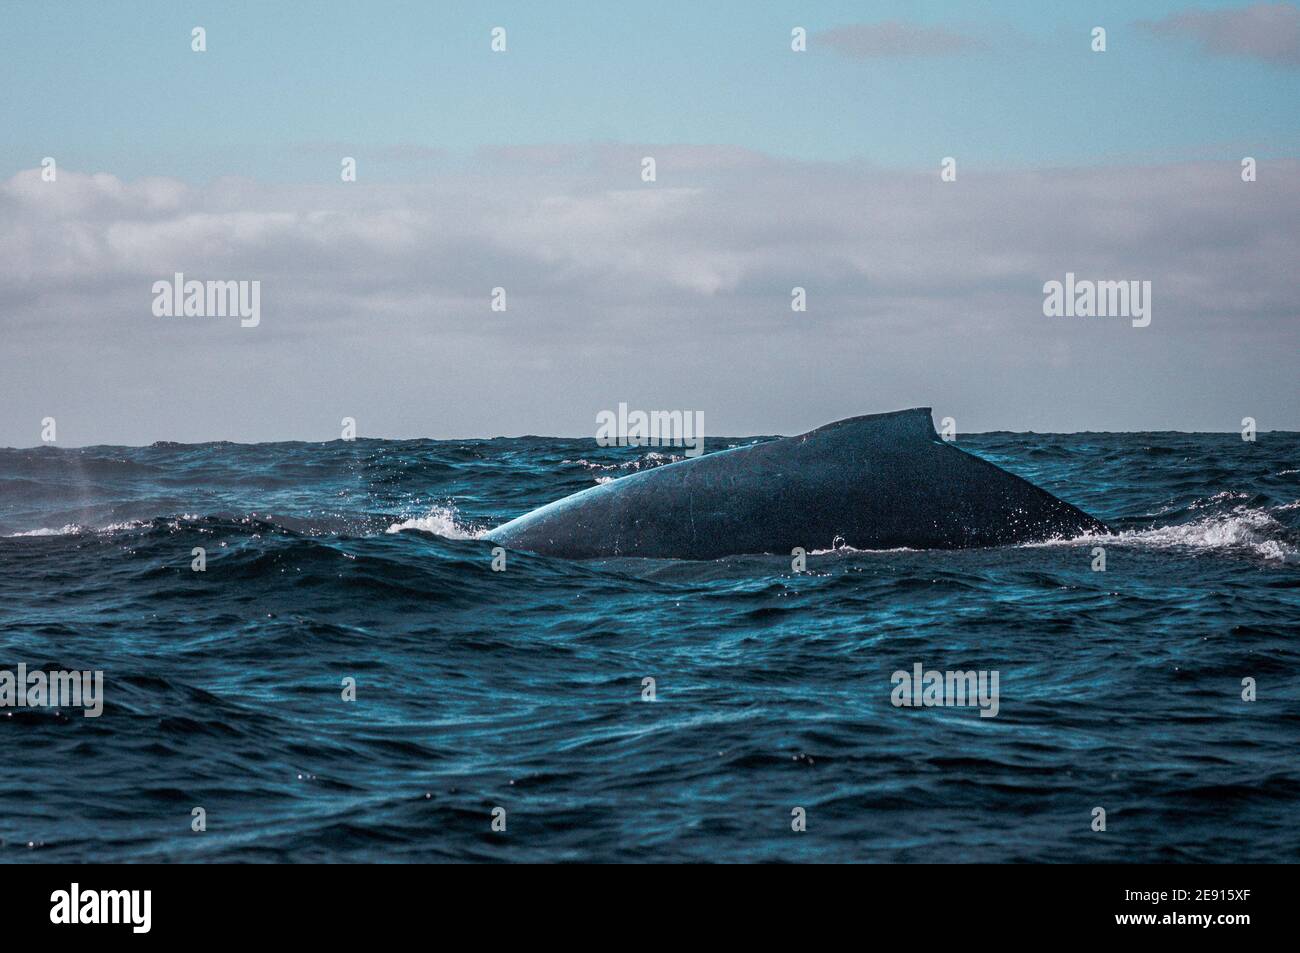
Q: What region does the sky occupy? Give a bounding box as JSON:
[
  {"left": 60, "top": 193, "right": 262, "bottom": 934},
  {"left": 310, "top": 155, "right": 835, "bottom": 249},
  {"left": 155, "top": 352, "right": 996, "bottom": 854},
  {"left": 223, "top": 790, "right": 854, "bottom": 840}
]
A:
[{"left": 1, "top": 0, "right": 1297, "bottom": 444}]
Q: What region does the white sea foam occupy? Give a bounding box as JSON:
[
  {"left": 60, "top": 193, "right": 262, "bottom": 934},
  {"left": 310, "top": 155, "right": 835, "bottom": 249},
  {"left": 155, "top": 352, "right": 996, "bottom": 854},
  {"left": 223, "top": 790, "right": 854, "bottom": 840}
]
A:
[
  {"left": 1028, "top": 505, "right": 1297, "bottom": 562},
  {"left": 6, "top": 520, "right": 147, "bottom": 538},
  {"left": 563, "top": 451, "right": 684, "bottom": 479},
  {"left": 808, "top": 543, "right": 918, "bottom": 555},
  {"left": 9, "top": 524, "right": 82, "bottom": 537},
  {"left": 797, "top": 504, "right": 1296, "bottom": 562},
  {"left": 385, "top": 504, "right": 484, "bottom": 539}
]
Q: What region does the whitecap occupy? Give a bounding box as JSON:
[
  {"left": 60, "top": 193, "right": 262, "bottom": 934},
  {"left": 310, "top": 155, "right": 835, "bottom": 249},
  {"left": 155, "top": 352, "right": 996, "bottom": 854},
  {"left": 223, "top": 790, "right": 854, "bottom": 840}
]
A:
[
  {"left": 385, "top": 504, "right": 484, "bottom": 539},
  {"left": 1027, "top": 505, "right": 1297, "bottom": 562}
]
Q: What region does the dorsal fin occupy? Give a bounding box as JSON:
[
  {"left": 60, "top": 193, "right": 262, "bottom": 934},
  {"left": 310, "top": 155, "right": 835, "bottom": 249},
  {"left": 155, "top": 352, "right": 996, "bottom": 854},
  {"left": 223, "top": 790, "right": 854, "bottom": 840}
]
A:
[{"left": 801, "top": 407, "right": 937, "bottom": 442}]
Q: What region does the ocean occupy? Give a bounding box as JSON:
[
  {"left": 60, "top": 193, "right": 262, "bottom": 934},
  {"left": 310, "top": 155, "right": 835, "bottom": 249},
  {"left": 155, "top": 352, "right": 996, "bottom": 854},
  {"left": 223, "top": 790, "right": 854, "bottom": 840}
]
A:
[{"left": 1, "top": 430, "right": 1297, "bottom": 862}]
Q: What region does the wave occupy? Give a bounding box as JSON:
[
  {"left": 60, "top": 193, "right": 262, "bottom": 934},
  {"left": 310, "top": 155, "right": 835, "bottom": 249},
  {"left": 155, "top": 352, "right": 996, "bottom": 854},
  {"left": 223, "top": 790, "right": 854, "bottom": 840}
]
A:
[
  {"left": 1117, "top": 507, "right": 1296, "bottom": 562},
  {"left": 808, "top": 541, "right": 918, "bottom": 556},
  {"left": 6, "top": 500, "right": 1294, "bottom": 563},
  {"left": 1027, "top": 504, "right": 1297, "bottom": 562},
  {"left": 7, "top": 520, "right": 148, "bottom": 538},
  {"left": 384, "top": 504, "right": 485, "bottom": 539},
  {"left": 563, "top": 451, "right": 684, "bottom": 477},
  {"left": 791, "top": 503, "right": 1297, "bottom": 562},
  {"left": 4, "top": 508, "right": 487, "bottom": 541}
]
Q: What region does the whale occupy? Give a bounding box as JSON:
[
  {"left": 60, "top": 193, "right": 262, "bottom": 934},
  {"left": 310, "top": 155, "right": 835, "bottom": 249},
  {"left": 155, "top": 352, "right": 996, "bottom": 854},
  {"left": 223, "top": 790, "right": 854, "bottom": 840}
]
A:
[{"left": 487, "top": 408, "right": 1110, "bottom": 560}]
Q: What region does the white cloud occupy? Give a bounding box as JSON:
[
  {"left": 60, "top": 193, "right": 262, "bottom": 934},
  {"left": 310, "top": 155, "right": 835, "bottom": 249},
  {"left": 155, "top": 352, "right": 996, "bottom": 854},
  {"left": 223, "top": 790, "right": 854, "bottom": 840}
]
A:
[{"left": 1, "top": 147, "right": 1297, "bottom": 443}]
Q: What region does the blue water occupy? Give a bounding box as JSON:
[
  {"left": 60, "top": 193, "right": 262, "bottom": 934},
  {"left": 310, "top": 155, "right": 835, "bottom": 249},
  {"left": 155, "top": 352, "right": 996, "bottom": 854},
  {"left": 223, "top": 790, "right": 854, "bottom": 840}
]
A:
[{"left": 1, "top": 431, "right": 1297, "bottom": 862}]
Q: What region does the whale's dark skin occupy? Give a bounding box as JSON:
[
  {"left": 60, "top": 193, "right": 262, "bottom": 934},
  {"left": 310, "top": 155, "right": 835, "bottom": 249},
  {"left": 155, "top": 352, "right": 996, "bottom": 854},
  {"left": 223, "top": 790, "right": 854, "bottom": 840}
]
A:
[{"left": 488, "top": 408, "right": 1110, "bottom": 560}]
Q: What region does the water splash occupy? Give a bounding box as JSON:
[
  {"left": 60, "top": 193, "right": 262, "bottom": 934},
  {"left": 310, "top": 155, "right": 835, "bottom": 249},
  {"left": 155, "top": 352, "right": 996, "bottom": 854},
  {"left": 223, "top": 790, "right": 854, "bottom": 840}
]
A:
[{"left": 385, "top": 504, "right": 484, "bottom": 539}]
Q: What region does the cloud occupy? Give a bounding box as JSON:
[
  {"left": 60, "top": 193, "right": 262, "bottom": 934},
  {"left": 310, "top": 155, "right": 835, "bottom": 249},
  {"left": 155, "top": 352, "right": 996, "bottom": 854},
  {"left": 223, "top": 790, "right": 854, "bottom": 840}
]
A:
[
  {"left": 2, "top": 148, "right": 1298, "bottom": 442},
  {"left": 1140, "top": 2, "right": 1300, "bottom": 66},
  {"left": 815, "top": 21, "right": 989, "bottom": 58}
]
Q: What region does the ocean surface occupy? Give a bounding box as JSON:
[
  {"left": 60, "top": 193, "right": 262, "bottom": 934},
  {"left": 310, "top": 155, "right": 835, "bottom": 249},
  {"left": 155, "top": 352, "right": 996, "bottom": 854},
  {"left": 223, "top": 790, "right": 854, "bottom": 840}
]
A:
[{"left": 1, "top": 430, "right": 1297, "bottom": 863}]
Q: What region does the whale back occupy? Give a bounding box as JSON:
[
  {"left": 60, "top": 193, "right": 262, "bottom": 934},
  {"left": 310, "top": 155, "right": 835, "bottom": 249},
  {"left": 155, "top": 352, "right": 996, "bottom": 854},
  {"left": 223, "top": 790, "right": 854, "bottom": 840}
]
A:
[{"left": 488, "top": 408, "right": 1108, "bottom": 559}]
